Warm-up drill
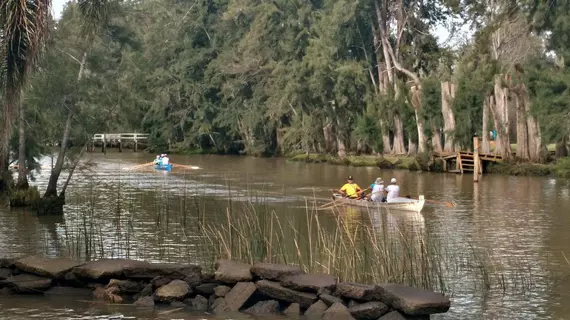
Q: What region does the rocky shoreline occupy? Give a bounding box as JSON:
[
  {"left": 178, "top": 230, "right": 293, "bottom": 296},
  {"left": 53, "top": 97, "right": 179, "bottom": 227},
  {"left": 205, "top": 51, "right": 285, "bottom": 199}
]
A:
[{"left": 0, "top": 256, "right": 450, "bottom": 319}]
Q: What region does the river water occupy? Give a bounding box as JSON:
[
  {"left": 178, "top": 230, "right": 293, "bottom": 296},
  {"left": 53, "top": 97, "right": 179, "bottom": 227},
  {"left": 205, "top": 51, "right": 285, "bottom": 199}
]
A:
[{"left": 1, "top": 152, "right": 569, "bottom": 319}]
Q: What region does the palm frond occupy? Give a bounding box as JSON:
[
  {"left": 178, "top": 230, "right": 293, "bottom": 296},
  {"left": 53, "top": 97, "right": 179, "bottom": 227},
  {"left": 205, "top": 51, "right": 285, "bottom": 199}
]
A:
[{"left": 77, "top": 0, "right": 111, "bottom": 37}]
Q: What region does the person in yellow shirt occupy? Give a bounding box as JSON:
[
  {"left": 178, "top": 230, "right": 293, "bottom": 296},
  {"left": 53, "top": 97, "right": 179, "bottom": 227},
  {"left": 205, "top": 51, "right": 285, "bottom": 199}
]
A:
[{"left": 337, "top": 176, "right": 362, "bottom": 199}]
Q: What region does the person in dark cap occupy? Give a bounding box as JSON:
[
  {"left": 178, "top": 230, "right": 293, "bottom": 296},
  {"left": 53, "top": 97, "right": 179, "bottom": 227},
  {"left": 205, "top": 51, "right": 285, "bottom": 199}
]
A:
[{"left": 336, "top": 175, "right": 362, "bottom": 199}]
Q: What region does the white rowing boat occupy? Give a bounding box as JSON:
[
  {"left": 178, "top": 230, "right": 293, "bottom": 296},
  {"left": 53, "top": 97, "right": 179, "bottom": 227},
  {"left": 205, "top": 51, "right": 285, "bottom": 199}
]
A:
[{"left": 332, "top": 194, "right": 426, "bottom": 213}]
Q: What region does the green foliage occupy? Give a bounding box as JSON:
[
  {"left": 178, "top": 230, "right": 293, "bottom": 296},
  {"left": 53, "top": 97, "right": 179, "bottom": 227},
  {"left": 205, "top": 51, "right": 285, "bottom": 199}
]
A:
[{"left": 555, "top": 158, "right": 570, "bottom": 179}]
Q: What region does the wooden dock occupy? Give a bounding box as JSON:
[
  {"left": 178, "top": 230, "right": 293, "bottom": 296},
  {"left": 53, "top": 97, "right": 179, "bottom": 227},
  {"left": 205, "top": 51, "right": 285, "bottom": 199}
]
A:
[
  {"left": 90, "top": 133, "right": 149, "bottom": 152},
  {"left": 434, "top": 151, "right": 503, "bottom": 174}
]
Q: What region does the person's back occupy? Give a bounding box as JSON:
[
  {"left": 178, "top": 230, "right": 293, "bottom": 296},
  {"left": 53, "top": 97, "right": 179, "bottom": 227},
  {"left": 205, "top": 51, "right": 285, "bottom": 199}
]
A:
[
  {"left": 371, "top": 183, "right": 384, "bottom": 202},
  {"left": 385, "top": 178, "right": 400, "bottom": 202},
  {"left": 162, "top": 156, "right": 169, "bottom": 165}
]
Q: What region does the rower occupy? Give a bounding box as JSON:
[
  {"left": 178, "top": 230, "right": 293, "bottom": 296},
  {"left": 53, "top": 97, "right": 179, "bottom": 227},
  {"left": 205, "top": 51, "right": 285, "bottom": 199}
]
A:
[
  {"left": 153, "top": 155, "right": 161, "bottom": 165},
  {"left": 370, "top": 178, "right": 385, "bottom": 202},
  {"left": 337, "top": 175, "right": 362, "bottom": 199},
  {"left": 385, "top": 178, "right": 400, "bottom": 203},
  {"left": 161, "top": 154, "right": 170, "bottom": 165}
]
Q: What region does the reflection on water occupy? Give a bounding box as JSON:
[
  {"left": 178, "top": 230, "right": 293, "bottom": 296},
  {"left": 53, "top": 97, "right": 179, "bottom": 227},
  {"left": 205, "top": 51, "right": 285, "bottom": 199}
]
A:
[{"left": 1, "top": 152, "right": 570, "bottom": 319}]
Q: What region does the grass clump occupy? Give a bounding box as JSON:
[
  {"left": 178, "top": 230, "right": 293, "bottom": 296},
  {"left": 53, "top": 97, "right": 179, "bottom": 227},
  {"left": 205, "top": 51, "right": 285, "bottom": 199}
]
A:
[
  {"left": 487, "top": 161, "right": 553, "bottom": 176},
  {"left": 555, "top": 157, "right": 570, "bottom": 178},
  {"left": 9, "top": 186, "right": 41, "bottom": 207}
]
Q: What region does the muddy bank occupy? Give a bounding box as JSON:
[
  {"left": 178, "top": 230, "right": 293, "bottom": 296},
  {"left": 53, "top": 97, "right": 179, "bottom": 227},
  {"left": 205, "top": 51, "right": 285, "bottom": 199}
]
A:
[{"left": 0, "top": 256, "right": 450, "bottom": 319}]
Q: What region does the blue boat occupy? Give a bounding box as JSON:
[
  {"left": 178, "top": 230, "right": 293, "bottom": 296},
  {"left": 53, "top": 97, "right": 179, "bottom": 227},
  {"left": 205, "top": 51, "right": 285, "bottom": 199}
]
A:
[{"left": 154, "top": 163, "right": 172, "bottom": 171}]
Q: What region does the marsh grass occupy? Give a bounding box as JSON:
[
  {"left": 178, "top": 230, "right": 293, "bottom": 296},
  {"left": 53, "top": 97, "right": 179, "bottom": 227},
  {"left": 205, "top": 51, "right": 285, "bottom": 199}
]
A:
[{"left": 49, "top": 174, "right": 536, "bottom": 297}]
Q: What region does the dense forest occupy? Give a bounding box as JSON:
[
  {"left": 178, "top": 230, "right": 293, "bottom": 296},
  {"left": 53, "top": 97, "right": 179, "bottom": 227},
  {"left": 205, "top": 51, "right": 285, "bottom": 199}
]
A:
[{"left": 1, "top": 0, "right": 570, "bottom": 205}]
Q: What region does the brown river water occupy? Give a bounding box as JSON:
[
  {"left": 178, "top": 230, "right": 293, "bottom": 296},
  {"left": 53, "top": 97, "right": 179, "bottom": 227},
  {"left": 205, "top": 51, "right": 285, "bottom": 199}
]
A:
[{"left": 1, "top": 151, "right": 569, "bottom": 319}]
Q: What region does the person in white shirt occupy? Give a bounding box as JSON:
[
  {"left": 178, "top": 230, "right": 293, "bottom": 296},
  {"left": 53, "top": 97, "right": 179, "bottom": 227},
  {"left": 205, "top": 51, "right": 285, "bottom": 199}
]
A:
[
  {"left": 370, "top": 178, "right": 385, "bottom": 202},
  {"left": 161, "top": 154, "right": 170, "bottom": 165},
  {"left": 385, "top": 178, "right": 400, "bottom": 202}
]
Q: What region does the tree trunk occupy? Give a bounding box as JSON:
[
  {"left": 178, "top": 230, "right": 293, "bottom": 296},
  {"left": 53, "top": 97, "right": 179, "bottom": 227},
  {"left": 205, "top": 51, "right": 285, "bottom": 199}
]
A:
[
  {"left": 482, "top": 96, "right": 491, "bottom": 154},
  {"left": 490, "top": 75, "right": 512, "bottom": 159},
  {"left": 392, "top": 114, "right": 406, "bottom": 154},
  {"left": 411, "top": 85, "right": 427, "bottom": 153},
  {"left": 431, "top": 122, "right": 443, "bottom": 152},
  {"left": 522, "top": 85, "right": 543, "bottom": 162},
  {"left": 441, "top": 82, "right": 457, "bottom": 152},
  {"left": 336, "top": 118, "right": 346, "bottom": 159},
  {"left": 0, "top": 87, "right": 18, "bottom": 184},
  {"left": 44, "top": 112, "right": 73, "bottom": 198},
  {"left": 515, "top": 93, "right": 530, "bottom": 160},
  {"left": 323, "top": 119, "right": 334, "bottom": 153},
  {"left": 407, "top": 137, "right": 417, "bottom": 156},
  {"left": 16, "top": 100, "right": 28, "bottom": 189}
]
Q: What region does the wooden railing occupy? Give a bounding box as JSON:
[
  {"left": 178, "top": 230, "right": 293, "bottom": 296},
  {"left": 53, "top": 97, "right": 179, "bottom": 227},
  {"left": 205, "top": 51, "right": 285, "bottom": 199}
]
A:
[{"left": 91, "top": 133, "right": 149, "bottom": 152}]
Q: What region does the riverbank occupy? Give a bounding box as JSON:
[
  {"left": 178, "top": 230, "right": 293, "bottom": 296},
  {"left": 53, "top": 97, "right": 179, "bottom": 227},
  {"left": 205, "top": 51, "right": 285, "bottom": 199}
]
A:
[
  {"left": 287, "top": 153, "right": 570, "bottom": 178},
  {"left": 0, "top": 256, "right": 450, "bottom": 319}
]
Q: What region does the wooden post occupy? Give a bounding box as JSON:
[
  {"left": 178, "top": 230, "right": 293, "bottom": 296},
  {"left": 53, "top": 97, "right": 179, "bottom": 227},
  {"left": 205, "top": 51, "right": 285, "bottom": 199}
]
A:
[
  {"left": 102, "top": 134, "right": 107, "bottom": 154},
  {"left": 119, "top": 137, "right": 123, "bottom": 152},
  {"left": 134, "top": 136, "right": 138, "bottom": 152},
  {"left": 474, "top": 135, "right": 480, "bottom": 182}
]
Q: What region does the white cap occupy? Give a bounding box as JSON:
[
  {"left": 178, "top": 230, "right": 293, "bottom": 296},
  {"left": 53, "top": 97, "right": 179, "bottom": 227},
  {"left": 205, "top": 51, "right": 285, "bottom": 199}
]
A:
[{"left": 391, "top": 178, "right": 396, "bottom": 183}]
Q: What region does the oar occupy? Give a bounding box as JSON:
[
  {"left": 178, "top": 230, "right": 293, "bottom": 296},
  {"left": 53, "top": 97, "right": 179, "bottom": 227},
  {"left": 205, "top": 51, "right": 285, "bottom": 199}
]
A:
[
  {"left": 125, "top": 161, "right": 154, "bottom": 170},
  {"left": 405, "top": 195, "right": 456, "bottom": 208},
  {"left": 175, "top": 164, "right": 201, "bottom": 170}
]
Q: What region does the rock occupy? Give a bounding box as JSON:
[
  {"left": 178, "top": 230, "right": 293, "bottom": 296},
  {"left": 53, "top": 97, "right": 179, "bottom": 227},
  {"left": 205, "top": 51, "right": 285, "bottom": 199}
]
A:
[
  {"left": 14, "top": 256, "right": 83, "bottom": 279},
  {"left": 95, "top": 285, "right": 123, "bottom": 303},
  {"left": 347, "top": 300, "right": 358, "bottom": 308},
  {"left": 214, "top": 285, "right": 231, "bottom": 297},
  {"left": 281, "top": 274, "right": 336, "bottom": 293},
  {"left": 190, "top": 294, "right": 209, "bottom": 311},
  {"left": 322, "top": 302, "right": 356, "bottom": 320},
  {"left": 244, "top": 300, "right": 280, "bottom": 315},
  {"left": 44, "top": 286, "right": 92, "bottom": 297},
  {"left": 134, "top": 296, "right": 155, "bottom": 308},
  {"left": 195, "top": 282, "right": 218, "bottom": 296},
  {"left": 0, "top": 258, "right": 15, "bottom": 268},
  {"left": 378, "top": 310, "right": 426, "bottom": 320},
  {"left": 215, "top": 260, "right": 252, "bottom": 283},
  {"left": 201, "top": 271, "right": 216, "bottom": 282},
  {"left": 93, "top": 287, "right": 107, "bottom": 299},
  {"left": 318, "top": 287, "right": 333, "bottom": 296},
  {"left": 320, "top": 293, "right": 344, "bottom": 306},
  {"left": 123, "top": 262, "right": 202, "bottom": 280},
  {"left": 183, "top": 272, "right": 202, "bottom": 287},
  {"left": 216, "top": 281, "right": 256, "bottom": 312},
  {"left": 304, "top": 300, "right": 328, "bottom": 318},
  {"left": 210, "top": 297, "right": 225, "bottom": 310},
  {"left": 74, "top": 259, "right": 146, "bottom": 280},
  {"left": 154, "top": 279, "right": 190, "bottom": 302},
  {"left": 250, "top": 263, "right": 304, "bottom": 281},
  {"left": 256, "top": 280, "right": 317, "bottom": 308},
  {"left": 6, "top": 274, "right": 52, "bottom": 293},
  {"left": 208, "top": 294, "right": 216, "bottom": 308},
  {"left": 0, "top": 268, "right": 12, "bottom": 280},
  {"left": 335, "top": 282, "right": 381, "bottom": 301},
  {"left": 171, "top": 301, "right": 187, "bottom": 308},
  {"left": 377, "top": 283, "right": 450, "bottom": 315},
  {"left": 137, "top": 283, "right": 154, "bottom": 298},
  {"left": 108, "top": 279, "right": 146, "bottom": 294},
  {"left": 151, "top": 276, "right": 172, "bottom": 288},
  {"left": 61, "top": 271, "right": 84, "bottom": 287},
  {"left": 283, "top": 303, "right": 300, "bottom": 317},
  {"left": 347, "top": 301, "right": 389, "bottom": 319}
]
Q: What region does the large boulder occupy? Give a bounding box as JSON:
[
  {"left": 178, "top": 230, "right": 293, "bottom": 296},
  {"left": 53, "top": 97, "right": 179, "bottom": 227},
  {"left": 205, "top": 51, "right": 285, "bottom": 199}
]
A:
[
  {"left": 189, "top": 294, "right": 209, "bottom": 311},
  {"left": 377, "top": 283, "right": 450, "bottom": 315},
  {"left": 256, "top": 280, "right": 317, "bottom": 308},
  {"left": 322, "top": 302, "right": 356, "bottom": 320},
  {"left": 134, "top": 296, "right": 155, "bottom": 308},
  {"left": 320, "top": 293, "right": 344, "bottom": 306},
  {"left": 122, "top": 262, "right": 201, "bottom": 280},
  {"left": 214, "top": 282, "right": 256, "bottom": 312},
  {"left": 281, "top": 274, "right": 336, "bottom": 293},
  {"left": 335, "top": 282, "right": 381, "bottom": 301},
  {"left": 154, "top": 279, "right": 190, "bottom": 302},
  {"left": 347, "top": 301, "right": 389, "bottom": 319},
  {"left": 304, "top": 300, "right": 328, "bottom": 318},
  {"left": 73, "top": 259, "right": 146, "bottom": 281},
  {"left": 244, "top": 300, "right": 280, "bottom": 315},
  {"left": 250, "top": 263, "right": 304, "bottom": 281},
  {"left": 5, "top": 274, "right": 52, "bottom": 293},
  {"left": 215, "top": 260, "right": 252, "bottom": 284},
  {"left": 283, "top": 303, "right": 301, "bottom": 317},
  {"left": 14, "top": 256, "right": 82, "bottom": 279},
  {"left": 194, "top": 282, "right": 219, "bottom": 296},
  {"left": 214, "top": 285, "right": 231, "bottom": 297}
]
